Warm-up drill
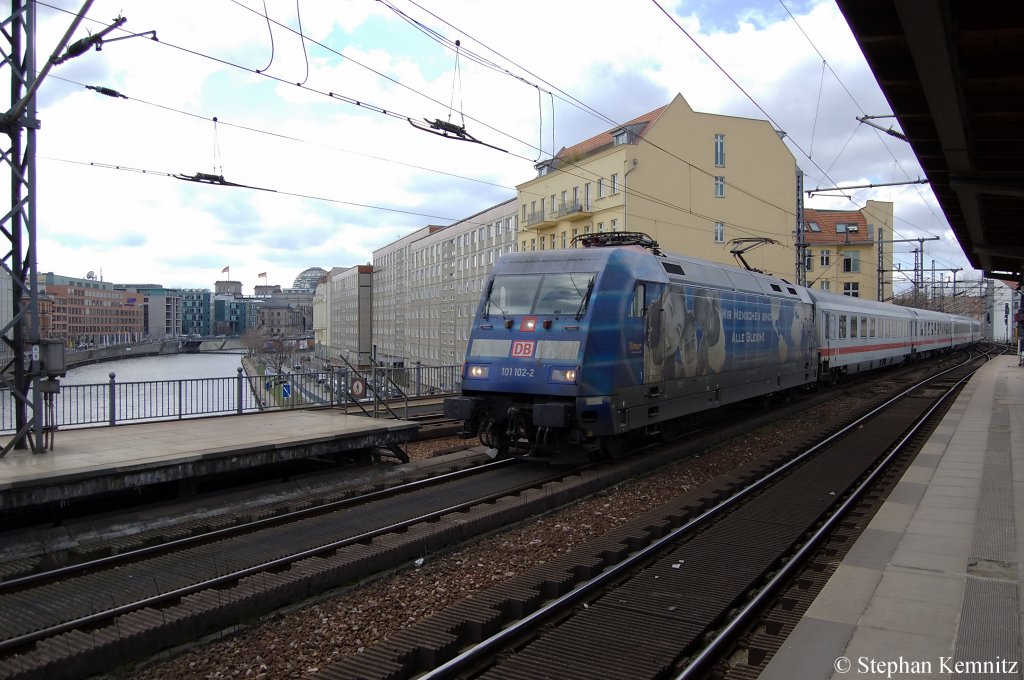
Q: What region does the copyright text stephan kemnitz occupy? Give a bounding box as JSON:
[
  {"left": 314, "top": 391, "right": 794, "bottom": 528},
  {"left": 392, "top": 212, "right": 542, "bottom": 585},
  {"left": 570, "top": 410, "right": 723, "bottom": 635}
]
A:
[{"left": 833, "top": 655, "right": 1019, "bottom": 677}]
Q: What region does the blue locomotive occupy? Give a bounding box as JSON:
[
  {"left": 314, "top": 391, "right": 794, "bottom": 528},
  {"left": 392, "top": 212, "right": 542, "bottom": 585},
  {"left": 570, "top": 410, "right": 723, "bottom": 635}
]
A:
[{"left": 444, "top": 232, "right": 978, "bottom": 462}]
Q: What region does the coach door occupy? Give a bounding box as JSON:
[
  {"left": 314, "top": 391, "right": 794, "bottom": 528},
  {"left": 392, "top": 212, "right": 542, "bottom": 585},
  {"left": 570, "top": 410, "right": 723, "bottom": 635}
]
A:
[{"left": 821, "top": 310, "right": 832, "bottom": 369}]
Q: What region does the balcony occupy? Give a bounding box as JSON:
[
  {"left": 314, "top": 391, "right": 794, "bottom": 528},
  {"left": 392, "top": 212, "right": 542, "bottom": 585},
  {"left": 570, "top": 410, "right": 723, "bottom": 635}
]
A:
[
  {"left": 555, "top": 200, "right": 593, "bottom": 222},
  {"left": 524, "top": 211, "right": 556, "bottom": 229}
]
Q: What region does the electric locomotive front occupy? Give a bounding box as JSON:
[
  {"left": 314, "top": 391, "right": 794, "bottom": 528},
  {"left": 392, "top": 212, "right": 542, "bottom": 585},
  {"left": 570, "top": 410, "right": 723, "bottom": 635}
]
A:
[{"left": 445, "top": 235, "right": 663, "bottom": 461}]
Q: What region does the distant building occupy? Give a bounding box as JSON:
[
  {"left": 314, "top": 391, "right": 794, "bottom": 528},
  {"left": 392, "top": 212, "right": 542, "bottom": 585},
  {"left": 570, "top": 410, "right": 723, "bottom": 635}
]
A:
[
  {"left": 293, "top": 267, "right": 328, "bottom": 291},
  {"left": 516, "top": 93, "right": 798, "bottom": 276},
  {"left": 117, "top": 285, "right": 183, "bottom": 340},
  {"left": 323, "top": 265, "right": 372, "bottom": 368},
  {"left": 369, "top": 199, "right": 519, "bottom": 371},
  {"left": 254, "top": 284, "right": 282, "bottom": 297},
  {"left": 215, "top": 280, "right": 242, "bottom": 296},
  {"left": 257, "top": 300, "right": 305, "bottom": 338},
  {"left": 213, "top": 296, "right": 252, "bottom": 335},
  {"left": 180, "top": 289, "right": 212, "bottom": 336},
  {"left": 804, "top": 201, "right": 894, "bottom": 301},
  {"left": 986, "top": 280, "right": 1020, "bottom": 342},
  {"left": 38, "top": 273, "right": 144, "bottom": 346}
]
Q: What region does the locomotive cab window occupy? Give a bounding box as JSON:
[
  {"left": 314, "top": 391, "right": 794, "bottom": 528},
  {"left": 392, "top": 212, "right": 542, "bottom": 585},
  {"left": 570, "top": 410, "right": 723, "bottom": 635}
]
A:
[{"left": 486, "top": 272, "right": 596, "bottom": 317}]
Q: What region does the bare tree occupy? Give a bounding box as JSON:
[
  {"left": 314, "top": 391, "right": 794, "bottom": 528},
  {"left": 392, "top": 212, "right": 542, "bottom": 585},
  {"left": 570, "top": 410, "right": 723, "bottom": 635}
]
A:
[
  {"left": 262, "top": 338, "right": 293, "bottom": 376},
  {"left": 240, "top": 327, "right": 265, "bottom": 358}
]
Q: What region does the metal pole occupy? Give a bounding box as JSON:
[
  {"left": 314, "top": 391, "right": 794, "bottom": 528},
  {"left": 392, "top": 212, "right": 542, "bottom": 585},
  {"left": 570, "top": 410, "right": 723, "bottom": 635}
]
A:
[
  {"left": 236, "top": 366, "right": 243, "bottom": 414},
  {"left": 108, "top": 372, "right": 116, "bottom": 426}
]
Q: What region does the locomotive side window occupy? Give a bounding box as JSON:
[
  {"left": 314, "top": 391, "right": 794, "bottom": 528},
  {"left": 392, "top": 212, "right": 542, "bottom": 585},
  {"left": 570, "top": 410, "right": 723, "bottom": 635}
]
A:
[{"left": 629, "top": 282, "right": 646, "bottom": 318}]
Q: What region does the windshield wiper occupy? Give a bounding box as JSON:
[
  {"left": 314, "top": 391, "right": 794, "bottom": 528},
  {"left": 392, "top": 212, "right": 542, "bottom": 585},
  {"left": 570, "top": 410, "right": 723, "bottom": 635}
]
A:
[{"left": 575, "top": 277, "right": 595, "bottom": 319}]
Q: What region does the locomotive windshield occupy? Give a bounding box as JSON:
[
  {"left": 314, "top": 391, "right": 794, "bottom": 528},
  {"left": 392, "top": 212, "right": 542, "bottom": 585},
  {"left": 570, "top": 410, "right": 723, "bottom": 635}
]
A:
[{"left": 485, "top": 272, "right": 596, "bottom": 317}]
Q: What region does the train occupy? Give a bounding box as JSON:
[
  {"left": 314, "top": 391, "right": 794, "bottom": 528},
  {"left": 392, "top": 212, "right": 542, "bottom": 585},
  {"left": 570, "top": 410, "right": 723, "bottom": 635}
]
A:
[{"left": 444, "top": 232, "right": 981, "bottom": 462}]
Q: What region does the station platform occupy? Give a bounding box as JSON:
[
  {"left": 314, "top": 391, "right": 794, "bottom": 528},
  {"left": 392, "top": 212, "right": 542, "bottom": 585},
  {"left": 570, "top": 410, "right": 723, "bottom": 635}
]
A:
[
  {"left": 0, "top": 409, "right": 418, "bottom": 513},
  {"left": 761, "top": 355, "right": 1023, "bottom": 679}
]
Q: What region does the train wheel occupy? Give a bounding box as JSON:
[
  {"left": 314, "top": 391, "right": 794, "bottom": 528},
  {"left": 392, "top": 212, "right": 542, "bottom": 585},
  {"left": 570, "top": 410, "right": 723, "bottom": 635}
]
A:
[{"left": 602, "top": 435, "right": 629, "bottom": 459}]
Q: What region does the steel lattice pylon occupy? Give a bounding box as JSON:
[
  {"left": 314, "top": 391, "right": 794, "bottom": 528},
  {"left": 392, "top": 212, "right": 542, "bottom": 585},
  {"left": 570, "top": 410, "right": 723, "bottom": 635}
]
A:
[{"left": 1, "top": 0, "right": 44, "bottom": 454}]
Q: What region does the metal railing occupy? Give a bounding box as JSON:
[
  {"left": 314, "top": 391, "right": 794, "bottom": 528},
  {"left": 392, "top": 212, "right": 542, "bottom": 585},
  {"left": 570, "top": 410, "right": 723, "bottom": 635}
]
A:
[{"left": 0, "top": 364, "right": 464, "bottom": 433}]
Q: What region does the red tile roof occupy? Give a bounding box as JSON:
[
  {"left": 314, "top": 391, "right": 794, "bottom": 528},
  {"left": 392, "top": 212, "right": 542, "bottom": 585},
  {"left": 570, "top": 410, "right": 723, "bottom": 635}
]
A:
[
  {"left": 555, "top": 104, "right": 670, "bottom": 162},
  {"left": 804, "top": 208, "right": 872, "bottom": 244}
]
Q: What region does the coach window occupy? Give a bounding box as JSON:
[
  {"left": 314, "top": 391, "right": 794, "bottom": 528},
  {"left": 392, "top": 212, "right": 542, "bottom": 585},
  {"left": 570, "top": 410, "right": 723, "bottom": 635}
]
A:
[
  {"left": 839, "top": 314, "right": 848, "bottom": 339},
  {"left": 861, "top": 317, "right": 867, "bottom": 338},
  {"left": 870, "top": 318, "right": 876, "bottom": 338},
  {"left": 823, "top": 312, "right": 832, "bottom": 339},
  {"left": 850, "top": 316, "right": 857, "bottom": 338}
]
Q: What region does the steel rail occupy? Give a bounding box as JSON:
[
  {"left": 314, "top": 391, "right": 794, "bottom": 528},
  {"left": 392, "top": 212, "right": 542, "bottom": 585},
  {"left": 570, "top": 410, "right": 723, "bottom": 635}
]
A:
[
  {"left": 674, "top": 359, "right": 982, "bottom": 679},
  {"left": 0, "top": 461, "right": 589, "bottom": 656},
  {"left": 0, "top": 455, "right": 511, "bottom": 592},
  {"left": 419, "top": 354, "right": 984, "bottom": 679}
]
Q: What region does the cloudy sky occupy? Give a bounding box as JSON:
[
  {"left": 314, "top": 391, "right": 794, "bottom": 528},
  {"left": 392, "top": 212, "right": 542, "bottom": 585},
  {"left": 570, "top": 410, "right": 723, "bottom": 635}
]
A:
[{"left": 30, "top": 0, "right": 974, "bottom": 294}]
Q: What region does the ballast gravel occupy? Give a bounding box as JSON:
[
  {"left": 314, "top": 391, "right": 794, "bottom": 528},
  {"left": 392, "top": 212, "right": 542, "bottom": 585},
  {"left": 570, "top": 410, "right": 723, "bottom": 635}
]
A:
[{"left": 126, "top": 391, "right": 870, "bottom": 680}]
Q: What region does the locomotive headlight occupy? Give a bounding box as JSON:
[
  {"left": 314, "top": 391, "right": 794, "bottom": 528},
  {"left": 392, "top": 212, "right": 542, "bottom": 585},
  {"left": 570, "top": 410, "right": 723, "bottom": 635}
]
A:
[
  {"left": 466, "top": 364, "right": 490, "bottom": 379},
  {"left": 550, "top": 367, "right": 578, "bottom": 384}
]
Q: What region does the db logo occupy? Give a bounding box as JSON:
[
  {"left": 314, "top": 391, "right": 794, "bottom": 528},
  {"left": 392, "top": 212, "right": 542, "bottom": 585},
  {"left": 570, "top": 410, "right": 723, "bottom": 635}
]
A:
[{"left": 511, "top": 341, "right": 535, "bottom": 358}]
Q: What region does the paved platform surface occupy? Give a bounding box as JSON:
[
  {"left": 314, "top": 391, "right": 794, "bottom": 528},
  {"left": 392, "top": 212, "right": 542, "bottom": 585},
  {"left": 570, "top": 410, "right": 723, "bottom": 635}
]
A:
[
  {"left": 762, "top": 355, "right": 1024, "bottom": 680},
  {"left": 0, "top": 410, "right": 418, "bottom": 511}
]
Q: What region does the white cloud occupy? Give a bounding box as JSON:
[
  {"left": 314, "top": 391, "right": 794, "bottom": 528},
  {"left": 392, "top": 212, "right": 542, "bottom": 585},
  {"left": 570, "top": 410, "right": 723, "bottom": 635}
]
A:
[{"left": 26, "top": 0, "right": 975, "bottom": 294}]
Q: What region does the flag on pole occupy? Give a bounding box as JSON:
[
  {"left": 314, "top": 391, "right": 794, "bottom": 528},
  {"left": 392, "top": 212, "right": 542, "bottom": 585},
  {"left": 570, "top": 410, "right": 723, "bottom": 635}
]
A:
[
  {"left": 257, "top": 272, "right": 267, "bottom": 278},
  {"left": 221, "top": 266, "right": 229, "bottom": 274}
]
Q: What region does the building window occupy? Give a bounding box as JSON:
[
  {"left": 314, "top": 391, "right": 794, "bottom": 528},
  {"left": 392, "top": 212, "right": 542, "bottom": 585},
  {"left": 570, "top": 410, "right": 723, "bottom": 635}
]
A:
[
  {"left": 611, "top": 173, "right": 618, "bottom": 194},
  {"left": 820, "top": 249, "right": 831, "bottom": 267},
  {"left": 530, "top": 238, "right": 536, "bottom": 251},
  {"left": 550, "top": 235, "right": 555, "bottom": 249},
  {"left": 613, "top": 130, "right": 628, "bottom": 145},
  {"left": 610, "top": 219, "right": 618, "bottom": 231},
  {"left": 561, "top": 231, "right": 567, "bottom": 248},
  {"left": 842, "top": 251, "right": 860, "bottom": 273},
  {"left": 714, "top": 134, "right": 725, "bottom": 167},
  {"left": 820, "top": 281, "right": 830, "bottom": 291},
  {"left": 804, "top": 249, "right": 813, "bottom": 271},
  {"left": 843, "top": 282, "right": 860, "bottom": 297},
  {"left": 714, "top": 176, "right": 725, "bottom": 197},
  {"left": 714, "top": 222, "right": 725, "bottom": 243},
  {"left": 598, "top": 178, "right": 605, "bottom": 198},
  {"left": 807, "top": 221, "right": 820, "bottom": 232},
  {"left": 584, "top": 183, "right": 590, "bottom": 209},
  {"left": 597, "top": 222, "right": 604, "bottom": 232}
]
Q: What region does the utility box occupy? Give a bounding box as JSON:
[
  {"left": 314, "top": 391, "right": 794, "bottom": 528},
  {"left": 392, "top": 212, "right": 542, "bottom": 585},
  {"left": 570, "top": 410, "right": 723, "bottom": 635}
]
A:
[{"left": 35, "top": 339, "right": 67, "bottom": 377}]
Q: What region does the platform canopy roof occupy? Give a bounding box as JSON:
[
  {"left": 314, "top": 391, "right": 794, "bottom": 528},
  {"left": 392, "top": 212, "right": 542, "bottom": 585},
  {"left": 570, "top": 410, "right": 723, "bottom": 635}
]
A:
[{"left": 837, "top": 0, "right": 1024, "bottom": 281}]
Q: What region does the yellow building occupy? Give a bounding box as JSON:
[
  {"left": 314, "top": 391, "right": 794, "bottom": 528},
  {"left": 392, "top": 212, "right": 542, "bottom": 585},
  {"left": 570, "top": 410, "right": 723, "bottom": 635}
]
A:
[
  {"left": 804, "top": 200, "right": 894, "bottom": 301},
  {"left": 516, "top": 93, "right": 800, "bottom": 277}
]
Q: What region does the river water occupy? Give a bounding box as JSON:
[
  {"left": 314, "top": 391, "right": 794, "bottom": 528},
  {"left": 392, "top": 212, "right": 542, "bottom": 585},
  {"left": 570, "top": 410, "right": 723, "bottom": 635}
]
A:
[
  {"left": 63, "top": 352, "right": 246, "bottom": 385},
  {"left": 1, "top": 352, "right": 255, "bottom": 433}
]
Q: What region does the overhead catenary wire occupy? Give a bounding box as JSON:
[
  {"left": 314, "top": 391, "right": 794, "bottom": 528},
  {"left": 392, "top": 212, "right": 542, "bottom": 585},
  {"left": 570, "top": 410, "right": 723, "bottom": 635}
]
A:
[
  {"left": 38, "top": 1, "right": 951, "bottom": 265},
  {"left": 40, "top": 0, "right": 801, "bottom": 235}
]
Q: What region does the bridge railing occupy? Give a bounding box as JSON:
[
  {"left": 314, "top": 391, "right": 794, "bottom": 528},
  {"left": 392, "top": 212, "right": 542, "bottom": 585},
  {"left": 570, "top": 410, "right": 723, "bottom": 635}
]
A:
[{"left": 0, "top": 365, "right": 464, "bottom": 433}]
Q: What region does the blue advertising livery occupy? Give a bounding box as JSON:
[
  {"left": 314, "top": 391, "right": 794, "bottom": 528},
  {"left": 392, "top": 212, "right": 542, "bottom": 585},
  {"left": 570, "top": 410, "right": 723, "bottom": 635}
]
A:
[{"left": 444, "top": 232, "right": 974, "bottom": 462}]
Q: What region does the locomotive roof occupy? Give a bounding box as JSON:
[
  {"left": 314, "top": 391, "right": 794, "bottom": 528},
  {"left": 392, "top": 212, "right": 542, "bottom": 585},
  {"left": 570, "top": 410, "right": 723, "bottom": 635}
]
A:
[{"left": 491, "top": 246, "right": 815, "bottom": 304}]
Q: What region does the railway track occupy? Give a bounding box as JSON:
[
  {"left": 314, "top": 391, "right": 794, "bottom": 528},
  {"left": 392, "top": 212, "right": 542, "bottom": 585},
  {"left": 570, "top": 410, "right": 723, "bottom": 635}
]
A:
[
  {"left": 310, "top": 352, "right": 988, "bottom": 679},
  {"left": 0, "top": 352, "right": 980, "bottom": 679}
]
